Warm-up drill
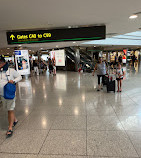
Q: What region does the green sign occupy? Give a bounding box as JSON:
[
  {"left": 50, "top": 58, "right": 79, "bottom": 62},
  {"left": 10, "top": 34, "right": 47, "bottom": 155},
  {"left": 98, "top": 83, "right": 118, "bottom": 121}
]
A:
[{"left": 7, "top": 25, "right": 106, "bottom": 45}]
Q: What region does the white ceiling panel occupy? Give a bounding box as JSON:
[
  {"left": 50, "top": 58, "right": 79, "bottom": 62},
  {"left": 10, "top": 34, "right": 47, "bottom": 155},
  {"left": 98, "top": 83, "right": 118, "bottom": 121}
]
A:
[
  {"left": 0, "top": 0, "right": 141, "bottom": 49},
  {"left": 125, "top": 31, "right": 141, "bottom": 37},
  {"left": 82, "top": 38, "right": 141, "bottom": 46}
]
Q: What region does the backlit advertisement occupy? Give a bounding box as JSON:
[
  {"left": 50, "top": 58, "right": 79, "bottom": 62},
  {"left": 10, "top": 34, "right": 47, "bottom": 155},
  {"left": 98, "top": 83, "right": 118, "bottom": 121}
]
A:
[
  {"left": 50, "top": 49, "right": 65, "bottom": 66},
  {"left": 15, "top": 50, "right": 30, "bottom": 75}
]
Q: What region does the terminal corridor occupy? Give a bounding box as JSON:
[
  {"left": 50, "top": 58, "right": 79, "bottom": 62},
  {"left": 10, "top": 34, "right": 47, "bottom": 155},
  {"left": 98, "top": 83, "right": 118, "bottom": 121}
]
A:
[{"left": 0, "top": 64, "right": 141, "bottom": 158}]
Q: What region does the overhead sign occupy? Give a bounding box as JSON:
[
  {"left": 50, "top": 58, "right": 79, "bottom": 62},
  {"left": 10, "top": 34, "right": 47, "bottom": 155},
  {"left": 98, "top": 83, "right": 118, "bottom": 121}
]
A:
[{"left": 7, "top": 25, "right": 106, "bottom": 45}]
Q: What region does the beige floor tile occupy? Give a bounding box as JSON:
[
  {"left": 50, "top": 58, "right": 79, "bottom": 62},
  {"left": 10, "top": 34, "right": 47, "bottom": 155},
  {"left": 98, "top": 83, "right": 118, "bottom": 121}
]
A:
[
  {"left": 40, "top": 130, "right": 86, "bottom": 155},
  {"left": 87, "top": 131, "right": 138, "bottom": 157},
  {"left": 0, "top": 130, "right": 48, "bottom": 154}
]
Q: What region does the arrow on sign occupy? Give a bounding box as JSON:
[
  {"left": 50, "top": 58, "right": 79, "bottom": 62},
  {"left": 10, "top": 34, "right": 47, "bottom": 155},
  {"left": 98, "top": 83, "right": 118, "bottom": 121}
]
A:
[{"left": 10, "top": 34, "right": 15, "bottom": 40}]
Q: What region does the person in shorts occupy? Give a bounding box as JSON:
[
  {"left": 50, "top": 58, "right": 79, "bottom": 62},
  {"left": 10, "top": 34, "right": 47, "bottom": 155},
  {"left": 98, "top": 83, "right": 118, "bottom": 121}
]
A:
[
  {"left": 116, "top": 63, "right": 124, "bottom": 92},
  {"left": 0, "top": 57, "right": 22, "bottom": 137}
]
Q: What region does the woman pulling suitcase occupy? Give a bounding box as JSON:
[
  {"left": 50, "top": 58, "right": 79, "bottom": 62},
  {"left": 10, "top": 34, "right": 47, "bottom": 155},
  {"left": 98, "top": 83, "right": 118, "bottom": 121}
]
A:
[{"left": 92, "top": 57, "right": 106, "bottom": 91}]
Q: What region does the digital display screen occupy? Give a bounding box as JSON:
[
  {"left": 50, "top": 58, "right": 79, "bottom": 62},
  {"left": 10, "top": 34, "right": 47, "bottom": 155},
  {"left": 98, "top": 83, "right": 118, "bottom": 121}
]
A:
[{"left": 7, "top": 25, "right": 106, "bottom": 45}]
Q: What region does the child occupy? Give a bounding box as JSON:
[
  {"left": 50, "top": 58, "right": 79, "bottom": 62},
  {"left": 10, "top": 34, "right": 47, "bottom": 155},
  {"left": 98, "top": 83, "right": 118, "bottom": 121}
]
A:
[{"left": 116, "top": 63, "right": 124, "bottom": 92}]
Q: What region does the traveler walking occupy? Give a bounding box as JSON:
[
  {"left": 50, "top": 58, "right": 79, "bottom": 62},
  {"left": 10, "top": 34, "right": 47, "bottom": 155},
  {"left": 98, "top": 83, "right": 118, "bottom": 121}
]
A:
[
  {"left": 33, "top": 59, "right": 39, "bottom": 75},
  {"left": 52, "top": 58, "right": 56, "bottom": 75},
  {"left": 118, "top": 55, "right": 122, "bottom": 64},
  {"left": 132, "top": 54, "right": 136, "bottom": 66},
  {"left": 92, "top": 57, "right": 106, "bottom": 91},
  {"left": 0, "top": 57, "right": 22, "bottom": 137},
  {"left": 48, "top": 58, "right": 53, "bottom": 75}
]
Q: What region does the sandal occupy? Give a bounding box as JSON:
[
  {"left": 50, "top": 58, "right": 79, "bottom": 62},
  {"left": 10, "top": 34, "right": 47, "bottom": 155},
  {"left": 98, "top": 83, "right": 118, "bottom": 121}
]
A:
[
  {"left": 6, "top": 130, "right": 13, "bottom": 138},
  {"left": 13, "top": 121, "right": 18, "bottom": 127}
]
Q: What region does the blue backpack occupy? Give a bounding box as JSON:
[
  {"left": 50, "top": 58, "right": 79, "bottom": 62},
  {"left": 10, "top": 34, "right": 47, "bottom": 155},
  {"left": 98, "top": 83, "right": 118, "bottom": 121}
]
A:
[
  {"left": 3, "top": 70, "right": 16, "bottom": 99},
  {"left": 4, "top": 83, "right": 16, "bottom": 99}
]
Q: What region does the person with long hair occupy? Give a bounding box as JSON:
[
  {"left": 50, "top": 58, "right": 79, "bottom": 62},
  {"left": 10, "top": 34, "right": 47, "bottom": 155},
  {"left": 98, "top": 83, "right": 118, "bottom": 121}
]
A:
[{"left": 116, "top": 63, "right": 124, "bottom": 92}]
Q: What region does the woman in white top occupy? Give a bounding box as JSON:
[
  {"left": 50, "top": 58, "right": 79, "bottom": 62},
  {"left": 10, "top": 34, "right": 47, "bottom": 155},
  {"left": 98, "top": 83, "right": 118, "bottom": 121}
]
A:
[
  {"left": 92, "top": 57, "right": 106, "bottom": 91},
  {"left": 116, "top": 63, "right": 124, "bottom": 92}
]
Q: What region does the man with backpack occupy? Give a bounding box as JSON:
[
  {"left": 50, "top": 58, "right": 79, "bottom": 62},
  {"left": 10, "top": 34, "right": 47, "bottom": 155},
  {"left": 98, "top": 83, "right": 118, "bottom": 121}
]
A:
[{"left": 0, "top": 56, "right": 22, "bottom": 137}]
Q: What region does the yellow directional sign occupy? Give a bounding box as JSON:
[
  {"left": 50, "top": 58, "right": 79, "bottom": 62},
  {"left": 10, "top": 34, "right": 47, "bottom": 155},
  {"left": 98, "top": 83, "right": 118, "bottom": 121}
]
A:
[
  {"left": 7, "top": 25, "right": 106, "bottom": 45},
  {"left": 10, "top": 34, "right": 15, "bottom": 40}
]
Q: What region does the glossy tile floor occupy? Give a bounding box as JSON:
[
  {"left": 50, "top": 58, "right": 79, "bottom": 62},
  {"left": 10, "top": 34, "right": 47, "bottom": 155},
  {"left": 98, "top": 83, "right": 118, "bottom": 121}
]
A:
[{"left": 0, "top": 64, "right": 141, "bottom": 158}]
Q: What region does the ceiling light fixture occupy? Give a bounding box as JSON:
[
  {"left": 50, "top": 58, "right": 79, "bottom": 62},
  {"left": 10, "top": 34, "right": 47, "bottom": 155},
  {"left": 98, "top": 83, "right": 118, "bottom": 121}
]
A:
[
  {"left": 18, "top": 45, "right": 22, "bottom": 46},
  {"left": 56, "top": 45, "right": 58, "bottom": 48},
  {"left": 7, "top": 48, "right": 10, "bottom": 49},
  {"left": 73, "top": 42, "right": 76, "bottom": 44},
  {"left": 68, "top": 26, "right": 71, "bottom": 28},
  {"left": 129, "top": 14, "right": 138, "bottom": 19},
  {"left": 40, "top": 48, "right": 43, "bottom": 49}
]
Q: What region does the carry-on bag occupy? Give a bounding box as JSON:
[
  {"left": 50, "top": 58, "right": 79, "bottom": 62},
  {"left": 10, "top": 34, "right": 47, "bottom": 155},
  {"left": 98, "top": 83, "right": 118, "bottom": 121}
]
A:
[
  {"left": 107, "top": 80, "right": 115, "bottom": 93},
  {"left": 103, "top": 75, "right": 109, "bottom": 85}
]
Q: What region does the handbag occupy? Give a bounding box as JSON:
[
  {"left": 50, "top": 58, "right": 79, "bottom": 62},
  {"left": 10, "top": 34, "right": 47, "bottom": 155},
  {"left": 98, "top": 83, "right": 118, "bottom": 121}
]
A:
[{"left": 3, "top": 71, "right": 16, "bottom": 99}]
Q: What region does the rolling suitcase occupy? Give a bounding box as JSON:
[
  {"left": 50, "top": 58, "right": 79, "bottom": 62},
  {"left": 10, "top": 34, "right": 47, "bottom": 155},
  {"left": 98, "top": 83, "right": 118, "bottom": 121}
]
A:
[
  {"left": 107, "top": 80, "right": 115, "bottom": 93},
  {"left": 103, "top": 75, "right": 109, "bottom": 85}
]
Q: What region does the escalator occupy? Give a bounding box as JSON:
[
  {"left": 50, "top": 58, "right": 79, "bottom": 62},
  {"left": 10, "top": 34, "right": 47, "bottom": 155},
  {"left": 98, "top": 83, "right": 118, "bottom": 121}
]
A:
[
  {"left": 65, "top": 47, "right": 75, "bottom": 71},
  {"left": 79, "top": 50, "right": 94, "bottom": 72},
  {"left": 65, "top": 47, "right": 94, "bottom": 72}
]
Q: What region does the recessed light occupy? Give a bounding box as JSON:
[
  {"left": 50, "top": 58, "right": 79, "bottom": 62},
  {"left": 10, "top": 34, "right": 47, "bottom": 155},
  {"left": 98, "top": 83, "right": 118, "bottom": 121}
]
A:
[
  {"left": 94, "top": 46, "right": 96, "bottom": 47},
  {"left": 40, "top": 48, "right": 43, "bottom": 49},
  {"left": 68, "top": 26, "right": 71, "bottom": 28},
  {"left": 129, "top": 14, "right": 138, "bottom": 19},
  {"left": 73, "top": 42, "right": 76, "bottom": 44},
  {"left": 7, "top": 48, "right": 10, "bottom": 49},
  {"left": 18, "top": 45, "right": 22, "bottom": 46}
]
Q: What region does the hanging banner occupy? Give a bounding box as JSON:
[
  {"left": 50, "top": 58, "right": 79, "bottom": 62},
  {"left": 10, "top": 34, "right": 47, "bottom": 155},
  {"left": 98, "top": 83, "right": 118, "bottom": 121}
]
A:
[
  {"left": 7, "top": 25, "right": 106, "bottom": 45},
  {"left": 15, "top": 50, "right": 30, "bottom": 75}
]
